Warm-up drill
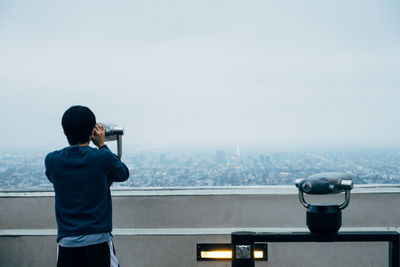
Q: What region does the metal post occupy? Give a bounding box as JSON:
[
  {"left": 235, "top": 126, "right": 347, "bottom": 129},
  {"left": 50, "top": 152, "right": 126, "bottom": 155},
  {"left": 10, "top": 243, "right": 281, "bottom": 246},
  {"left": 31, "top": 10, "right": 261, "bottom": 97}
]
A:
[
  {"left": 231, "top": 231, "right": 255, "bottom": 267},
  {"left": 117, "top": 135, "right": 122, "bottom": 159},
  {"left": 389, "top": 232, "right": 400, "bottom": 267}
]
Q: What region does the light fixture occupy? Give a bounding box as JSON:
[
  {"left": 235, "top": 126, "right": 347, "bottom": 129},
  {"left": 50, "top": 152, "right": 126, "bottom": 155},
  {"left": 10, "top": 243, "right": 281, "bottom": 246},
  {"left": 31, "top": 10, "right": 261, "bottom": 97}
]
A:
[{"left": 197, "top": 244, "right": 267, "bottom": 261}]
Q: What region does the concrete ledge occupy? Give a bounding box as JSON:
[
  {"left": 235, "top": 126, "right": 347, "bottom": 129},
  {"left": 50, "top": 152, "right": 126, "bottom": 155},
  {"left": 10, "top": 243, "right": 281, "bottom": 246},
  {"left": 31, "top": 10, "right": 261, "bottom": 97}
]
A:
[
  {"left": 1, "top": 227, "right": 398, "bottom": 236},
  {"left": 1, "top": 184, "right": 400, "bottom": 197},
  {"left": 1, "top": 187, "right": 400, "bottom": 230}
]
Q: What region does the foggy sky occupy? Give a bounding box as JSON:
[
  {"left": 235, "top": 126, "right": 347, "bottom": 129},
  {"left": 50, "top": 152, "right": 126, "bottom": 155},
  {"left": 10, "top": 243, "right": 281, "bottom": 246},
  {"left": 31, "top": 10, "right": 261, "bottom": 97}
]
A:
[{"left": 0, "top": 0, "right": 399, "bottom": 151}]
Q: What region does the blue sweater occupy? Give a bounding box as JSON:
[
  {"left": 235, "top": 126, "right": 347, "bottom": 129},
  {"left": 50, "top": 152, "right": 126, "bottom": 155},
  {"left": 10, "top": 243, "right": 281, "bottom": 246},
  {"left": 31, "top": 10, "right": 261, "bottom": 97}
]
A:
[{"left": 45, "top": 145, "right": 129, "bottom": 242}]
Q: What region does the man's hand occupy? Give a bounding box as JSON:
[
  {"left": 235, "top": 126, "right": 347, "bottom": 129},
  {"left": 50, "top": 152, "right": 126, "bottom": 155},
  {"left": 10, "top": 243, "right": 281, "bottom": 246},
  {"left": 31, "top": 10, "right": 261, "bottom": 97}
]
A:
[{"left": 92, "top": 123, "right": 105, "bottom": 148}]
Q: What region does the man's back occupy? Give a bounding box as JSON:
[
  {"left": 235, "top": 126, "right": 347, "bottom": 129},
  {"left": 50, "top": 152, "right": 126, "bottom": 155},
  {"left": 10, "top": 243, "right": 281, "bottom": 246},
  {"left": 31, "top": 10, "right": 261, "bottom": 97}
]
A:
[{"left": 45, "top": 145, "right": 129, "bottom": 242}]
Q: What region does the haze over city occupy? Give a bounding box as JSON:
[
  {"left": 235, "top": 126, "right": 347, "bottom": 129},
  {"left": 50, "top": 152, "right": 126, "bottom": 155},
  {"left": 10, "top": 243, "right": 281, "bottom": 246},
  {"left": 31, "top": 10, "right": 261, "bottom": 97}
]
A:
[{"left": 0, "top": 0, "right": 399, "bottom": 151}]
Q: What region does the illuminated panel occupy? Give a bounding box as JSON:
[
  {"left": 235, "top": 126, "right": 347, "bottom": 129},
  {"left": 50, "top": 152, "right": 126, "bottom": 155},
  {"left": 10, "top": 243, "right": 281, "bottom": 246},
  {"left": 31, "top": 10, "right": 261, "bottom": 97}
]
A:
[
  {"left": 197, "top": 244, "right": 267, "bottom": 261},
  {"left": 254, "top": 250, "right": 264, "bottom": 258},
  {"left": 199, "top": 250, "right": 263, "bottom": 259},
  {"left": 200, "top": 250, "right": 232, "bottom": 259}
]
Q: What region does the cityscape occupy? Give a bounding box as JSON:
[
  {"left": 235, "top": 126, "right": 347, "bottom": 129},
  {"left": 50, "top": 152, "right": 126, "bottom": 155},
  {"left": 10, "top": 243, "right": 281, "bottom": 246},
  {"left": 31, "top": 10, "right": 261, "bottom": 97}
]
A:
[{"left": 1, "top": 146, "right": 400, "bottom": 191}]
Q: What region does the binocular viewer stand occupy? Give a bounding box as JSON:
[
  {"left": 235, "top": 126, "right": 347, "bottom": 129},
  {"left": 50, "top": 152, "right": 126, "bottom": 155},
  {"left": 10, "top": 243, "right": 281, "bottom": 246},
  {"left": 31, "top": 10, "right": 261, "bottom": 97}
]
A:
[
  {"left": 299, "top": 189, "right": 351, "bottom": 234},
  {"left": 296, "top": 172, "right": 353, "bottom": 234}
]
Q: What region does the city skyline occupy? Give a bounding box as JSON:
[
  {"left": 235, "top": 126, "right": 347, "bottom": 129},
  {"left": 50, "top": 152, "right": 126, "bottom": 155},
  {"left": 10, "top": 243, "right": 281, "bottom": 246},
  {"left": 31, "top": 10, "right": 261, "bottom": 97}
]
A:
[{"left": 1, "top": 146, "right": 400, "bottom": 191}]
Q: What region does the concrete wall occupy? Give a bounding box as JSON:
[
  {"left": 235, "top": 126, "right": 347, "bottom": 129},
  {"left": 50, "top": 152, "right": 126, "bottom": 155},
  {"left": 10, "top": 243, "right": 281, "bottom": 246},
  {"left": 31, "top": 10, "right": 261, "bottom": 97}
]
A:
[
  {"left": 0, "top": 186, "right": 399, "bottom": 266},
  {"left": 0, "top": 234, "right": 388, "bottom": 267}
]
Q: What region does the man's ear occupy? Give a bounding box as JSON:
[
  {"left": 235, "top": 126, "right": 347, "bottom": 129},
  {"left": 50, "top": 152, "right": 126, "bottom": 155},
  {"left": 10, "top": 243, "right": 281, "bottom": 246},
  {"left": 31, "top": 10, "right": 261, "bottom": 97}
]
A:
[{"left": 90, "top": 128, "right": 95, "bottom": 138}]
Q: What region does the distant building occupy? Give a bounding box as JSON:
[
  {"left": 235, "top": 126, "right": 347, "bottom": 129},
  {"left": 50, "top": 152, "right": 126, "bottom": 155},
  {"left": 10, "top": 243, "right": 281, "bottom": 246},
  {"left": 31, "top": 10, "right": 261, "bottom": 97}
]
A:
[
  {"left": 216, "top": 150, "right": 226, "bottom": 164},
  {"left": 259, "top": 155, "right": 271, "bottom": 165},
  {"left": 160, "top": 154, "right": 166, "bottom": 164}
]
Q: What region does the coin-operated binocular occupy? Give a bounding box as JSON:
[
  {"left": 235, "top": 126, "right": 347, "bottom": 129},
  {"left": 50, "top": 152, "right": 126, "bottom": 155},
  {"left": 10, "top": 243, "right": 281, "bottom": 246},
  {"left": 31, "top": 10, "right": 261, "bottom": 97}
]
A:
[
  {"left": 102, "top": 123, "right": 124, "bottom": 159},
  {"left": 295, "top": 172, "right": 353, "bottom": 234}
]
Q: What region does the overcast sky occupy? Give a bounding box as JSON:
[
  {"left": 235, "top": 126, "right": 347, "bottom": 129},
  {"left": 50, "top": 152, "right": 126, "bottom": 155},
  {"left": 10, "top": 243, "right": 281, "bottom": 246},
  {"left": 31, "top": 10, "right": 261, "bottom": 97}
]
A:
[{"left": 0, "top": 0, "right": 399, "bottom": 151}]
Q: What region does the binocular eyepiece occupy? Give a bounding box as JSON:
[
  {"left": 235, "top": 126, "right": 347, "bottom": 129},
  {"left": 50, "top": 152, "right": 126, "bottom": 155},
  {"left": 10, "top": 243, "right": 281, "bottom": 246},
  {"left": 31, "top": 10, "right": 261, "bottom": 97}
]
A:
[
  {"left": 100, "top": 123, "right": 124, "bottom": 159},
  {"left": 295, "top": 172, "right": 353, "bottom": 195},
  {"left": 103, "top": 123, "right": 124, "bottom": 141}
]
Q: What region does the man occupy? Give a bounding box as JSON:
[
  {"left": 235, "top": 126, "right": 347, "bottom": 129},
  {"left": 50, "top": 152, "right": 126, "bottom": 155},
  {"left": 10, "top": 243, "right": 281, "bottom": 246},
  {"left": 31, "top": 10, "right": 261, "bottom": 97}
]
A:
[{"left": 45, "top": 105, "right": 129, "bottom": 267}]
